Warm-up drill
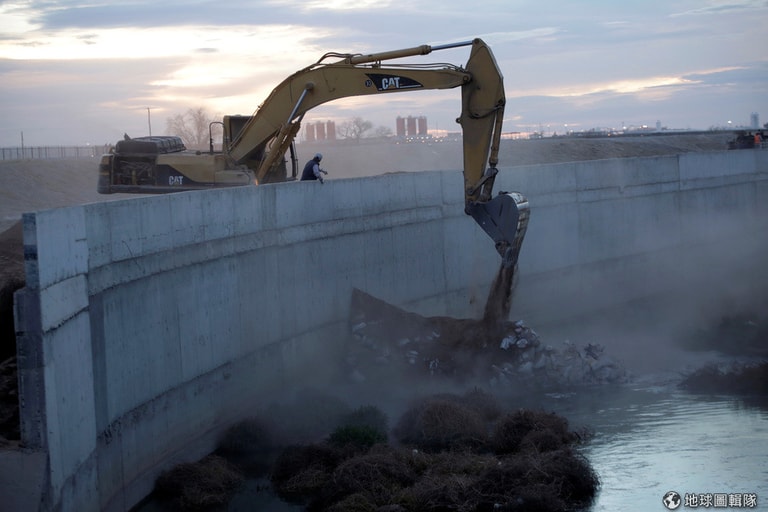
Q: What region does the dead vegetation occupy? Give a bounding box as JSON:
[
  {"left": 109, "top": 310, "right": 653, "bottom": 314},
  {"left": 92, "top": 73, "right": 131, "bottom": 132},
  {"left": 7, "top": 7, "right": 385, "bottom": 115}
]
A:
[
  {"left": 153, "top": 455, "right": 244, "bottom": 512},
  {"left": 392, "top": 397, "right": 488, "bottom": 452},
  {"left": 146, "top": 389, "right": 598, "bottom": 511},
  {"left": 267, "top": 389, "right": 598, "bottom": 512},
  {"left": 679, "top": 361, "right": 768, "bottom": 395}
]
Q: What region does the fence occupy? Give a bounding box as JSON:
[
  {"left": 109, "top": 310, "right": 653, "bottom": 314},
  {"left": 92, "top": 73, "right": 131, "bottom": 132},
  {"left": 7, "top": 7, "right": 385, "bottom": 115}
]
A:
[{"left": 0, "top": 145, "right": 110, "bottom": 161}]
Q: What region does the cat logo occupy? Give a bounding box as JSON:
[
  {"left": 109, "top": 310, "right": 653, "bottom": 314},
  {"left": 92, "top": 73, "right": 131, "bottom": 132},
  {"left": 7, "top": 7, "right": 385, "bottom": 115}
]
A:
[
  {"left": 169, "top": 176, "right": 184, "bottom": 186},
  {"left": 366, "top": 73, "right": 423, "bottom": 92}
]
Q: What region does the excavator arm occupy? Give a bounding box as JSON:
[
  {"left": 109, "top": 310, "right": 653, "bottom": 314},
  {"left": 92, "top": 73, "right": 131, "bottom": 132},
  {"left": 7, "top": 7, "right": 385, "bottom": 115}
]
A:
[{"left": 229, "top": 38, "right": 528, "bottom": 266}]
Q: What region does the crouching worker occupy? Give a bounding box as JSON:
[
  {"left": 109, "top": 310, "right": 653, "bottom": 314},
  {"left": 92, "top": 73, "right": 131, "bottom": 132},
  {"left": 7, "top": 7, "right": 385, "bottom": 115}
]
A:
[{"left": 301, "top": 153, "right": 328, "bottom": 183}]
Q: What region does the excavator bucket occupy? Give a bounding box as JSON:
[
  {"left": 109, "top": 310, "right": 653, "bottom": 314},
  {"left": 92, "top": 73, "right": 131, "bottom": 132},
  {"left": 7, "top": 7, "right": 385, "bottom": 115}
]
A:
[{"left": 467, "top": 192, "right": 529, "bottom": 268}]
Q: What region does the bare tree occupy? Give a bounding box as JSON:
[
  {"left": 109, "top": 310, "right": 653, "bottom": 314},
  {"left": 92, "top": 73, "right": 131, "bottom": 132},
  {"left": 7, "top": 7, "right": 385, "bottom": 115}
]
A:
[
  {"left": 373, "top": 125, "right": 393, "bottom": 138},
  {"left": 338, "top": 117, "right": 373, "bottom": 141},
  {"left": 166, "top": 107, "right": 220, "bottom": 150}
]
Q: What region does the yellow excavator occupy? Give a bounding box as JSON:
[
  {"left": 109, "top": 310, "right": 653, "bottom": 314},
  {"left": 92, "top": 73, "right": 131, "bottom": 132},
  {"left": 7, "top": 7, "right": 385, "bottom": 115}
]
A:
[{"left": 98, "top": 38, "right": 528, "bottom": 268}]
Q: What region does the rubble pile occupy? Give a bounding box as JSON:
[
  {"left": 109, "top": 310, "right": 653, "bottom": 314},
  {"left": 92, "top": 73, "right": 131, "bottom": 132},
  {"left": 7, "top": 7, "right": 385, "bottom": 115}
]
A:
[{"left": 345, "top": 288, "right": 629, "bottom": 388}]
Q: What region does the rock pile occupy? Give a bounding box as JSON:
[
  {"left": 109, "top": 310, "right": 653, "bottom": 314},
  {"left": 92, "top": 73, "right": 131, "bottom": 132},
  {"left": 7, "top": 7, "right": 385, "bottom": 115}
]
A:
[{"left": 346, "top": 289, "right": 629, "bottom": 388}]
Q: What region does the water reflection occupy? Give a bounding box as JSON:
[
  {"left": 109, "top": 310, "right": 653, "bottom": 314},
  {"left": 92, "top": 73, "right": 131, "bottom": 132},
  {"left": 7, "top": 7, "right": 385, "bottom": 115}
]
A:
[
  {"left": 136, "top": 384, "right": 767, "bottom": 511},
  {"left": 526, "top": 386, "right": 768, "bottom": 511}
]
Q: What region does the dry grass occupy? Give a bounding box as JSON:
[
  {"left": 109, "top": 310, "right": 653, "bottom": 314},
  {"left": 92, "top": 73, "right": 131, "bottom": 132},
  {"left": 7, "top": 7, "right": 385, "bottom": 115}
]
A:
[
  {"left": 153, "top": 455, "right": 244, "bottom": 511},
  {"left": 265, "top": 390, "right": 600, "bottom": 511},
  {"left": 270, "top": 444, "right": 342, "bottom": 500},
  {"left": 328, "top": 446, "right": 417, "bottom": 505},
  {"left": 393, "top": 397, "right": 488, "bottom": 452},
  {"left": 491, "top": 409, "right": 577, "bottom": 455},
  {"left": 215, "top": 417, "right": 275, "bottom": 476}
]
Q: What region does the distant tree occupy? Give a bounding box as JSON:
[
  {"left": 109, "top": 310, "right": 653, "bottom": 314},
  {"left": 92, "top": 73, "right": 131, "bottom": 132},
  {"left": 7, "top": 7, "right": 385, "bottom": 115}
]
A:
[
  {"left": 373, "top": 125, "right": 393, "bottom": 138},
  {"left": 338, "top": 117, "right": 373, "bottom": 141},
  {"left": 166, "top": 107, "right": 220, "bottom": 150}
]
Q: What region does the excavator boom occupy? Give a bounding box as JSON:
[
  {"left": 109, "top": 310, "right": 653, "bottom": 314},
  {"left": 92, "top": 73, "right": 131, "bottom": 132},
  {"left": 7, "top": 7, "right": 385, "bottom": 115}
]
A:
[
  {"left": 227, "top": 38, "right": 528, "bottom": 265},
  {"left": 98, "top": 38, "right": 528, "bottom": 270}
]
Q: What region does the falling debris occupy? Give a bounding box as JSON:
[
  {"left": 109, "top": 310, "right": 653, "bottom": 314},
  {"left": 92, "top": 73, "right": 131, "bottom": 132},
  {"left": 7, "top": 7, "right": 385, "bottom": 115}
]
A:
[
  {"left": 346, "top": 288, "right": 629, "bottom": 387},
  {"left": 482, "top": 262, "right": 517, "bottom": 329}
]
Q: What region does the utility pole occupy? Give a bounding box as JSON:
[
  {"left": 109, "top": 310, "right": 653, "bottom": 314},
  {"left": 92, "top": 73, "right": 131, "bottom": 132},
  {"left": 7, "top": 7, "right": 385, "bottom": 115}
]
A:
[{"left": 147, "top": 107, "right": 152, "bottom": 137}]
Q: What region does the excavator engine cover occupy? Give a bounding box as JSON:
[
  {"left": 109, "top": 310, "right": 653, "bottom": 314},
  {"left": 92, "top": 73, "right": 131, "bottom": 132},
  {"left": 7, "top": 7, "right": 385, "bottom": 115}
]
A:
[{"left": 115, "top": 136, "right": 186, "bottom": 156}]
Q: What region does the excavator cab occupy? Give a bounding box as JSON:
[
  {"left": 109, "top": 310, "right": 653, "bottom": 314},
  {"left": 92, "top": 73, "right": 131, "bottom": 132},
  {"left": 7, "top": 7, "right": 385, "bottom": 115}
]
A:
[{"left": 222, "top": 115, "right": 299, "bottom": 183}]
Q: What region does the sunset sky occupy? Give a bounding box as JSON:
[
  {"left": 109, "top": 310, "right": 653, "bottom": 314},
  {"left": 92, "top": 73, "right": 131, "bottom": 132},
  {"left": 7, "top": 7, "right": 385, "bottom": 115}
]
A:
[{"left": 1, "top": 0, "right": 766, "bottom": 146}]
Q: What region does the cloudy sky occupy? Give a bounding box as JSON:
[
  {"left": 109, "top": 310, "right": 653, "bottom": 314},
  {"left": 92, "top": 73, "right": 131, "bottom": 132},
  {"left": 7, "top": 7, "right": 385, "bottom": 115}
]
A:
[{"left": 1, "top": 0, "right": 766, "bottom": 147}]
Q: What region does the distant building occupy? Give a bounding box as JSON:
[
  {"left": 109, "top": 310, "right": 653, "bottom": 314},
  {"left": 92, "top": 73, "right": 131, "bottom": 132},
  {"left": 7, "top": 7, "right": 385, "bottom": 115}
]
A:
[
  {"left": 396, "top": 115, "right": 428, "bottom": 138},
  {"left": 304, "top": 121, "right": 336, "bottom": 142},
  {"left": 326, "top": 121, "right": 336, "bottom": 140},
  {"left": 396, "top": 116, "right": 406, "bottom": 138},
  {"left": 751, "top": 112, "right": 760, "bottom": 129},
  {"left": 417, "top": 116, "right": 428, "bottom": 135},
  {"left": 406, "top": 116, "right": 417, "bottom": 137}
]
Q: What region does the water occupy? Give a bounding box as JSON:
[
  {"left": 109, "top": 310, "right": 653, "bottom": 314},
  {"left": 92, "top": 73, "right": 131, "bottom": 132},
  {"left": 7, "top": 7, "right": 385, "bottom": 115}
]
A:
[
  {"left": 221, "top": 383, "right": 768, "bottom": 511},
  {"left": 136, "top": 382, "right": 768, "bottom": 511},
  {"left": 524, "top": 384, "right": 768, "bottom": 511}
]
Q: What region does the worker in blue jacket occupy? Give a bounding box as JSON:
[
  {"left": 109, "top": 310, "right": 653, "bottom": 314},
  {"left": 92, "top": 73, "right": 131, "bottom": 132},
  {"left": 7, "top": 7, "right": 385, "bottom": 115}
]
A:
[{"left": 300, "top": 153, "right": 328, "bottom": 183}]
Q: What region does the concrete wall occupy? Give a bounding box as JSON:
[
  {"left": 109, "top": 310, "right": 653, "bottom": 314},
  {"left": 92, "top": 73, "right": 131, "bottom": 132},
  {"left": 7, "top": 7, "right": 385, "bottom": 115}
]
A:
[
  {"left": 9, "top": 149, "right": 768, "bottom": 511},
  {"left": 506, "top": 150, "right": 768, "bottom": 325}
]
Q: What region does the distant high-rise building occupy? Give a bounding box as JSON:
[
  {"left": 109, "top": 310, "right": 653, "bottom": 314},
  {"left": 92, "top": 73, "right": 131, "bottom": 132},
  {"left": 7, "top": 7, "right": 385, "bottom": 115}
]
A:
[
  {"left": 396, "top": 115, "right": 429, "bottom": 137},
  {"left": 751, "top": 112, "right": 759, "bottom": 129},
  {"left": 316, "top": 122, "right": 326, "bottom": 140},
  {"left": 306, "top": 123, "right": 316, "bottom": 142},
  {"left": 326, "top": 121, "right": 336, "bottom": 140},
  {"left": 417, "top": 116, "right": 428, "bottom": 135},
  {"left": 396, "top": 116, "right": 406, "bottom": 137},
  {"left": 406, "top": 116, "right": 417, "bottom": 137}
]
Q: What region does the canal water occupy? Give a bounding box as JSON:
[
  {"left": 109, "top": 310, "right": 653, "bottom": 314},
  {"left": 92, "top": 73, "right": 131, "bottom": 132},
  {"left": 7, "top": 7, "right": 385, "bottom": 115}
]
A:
[
  {"left": 527, "top": 383, "right": 768, "bottom": 511},
  {"left": 215, "top": 380, "right": 768, "bottom": 511}
]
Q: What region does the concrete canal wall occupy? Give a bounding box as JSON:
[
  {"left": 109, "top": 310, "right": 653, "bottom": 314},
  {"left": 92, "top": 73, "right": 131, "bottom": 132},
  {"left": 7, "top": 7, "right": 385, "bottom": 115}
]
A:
[{"left": 8, "top": 148, "right": 768, "bottom": 511}]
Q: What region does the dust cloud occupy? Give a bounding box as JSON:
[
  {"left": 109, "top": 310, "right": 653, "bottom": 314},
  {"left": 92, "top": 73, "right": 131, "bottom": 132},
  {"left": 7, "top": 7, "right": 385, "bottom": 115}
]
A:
[{"left": 526, "top": 206, "right": 768, "bottom": 377}]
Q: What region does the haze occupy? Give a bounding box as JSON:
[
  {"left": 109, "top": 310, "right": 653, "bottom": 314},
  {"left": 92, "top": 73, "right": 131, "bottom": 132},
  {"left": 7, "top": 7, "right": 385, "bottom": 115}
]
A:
[{"left": 1, "top": 0, "right": 766, "bottom": 147}]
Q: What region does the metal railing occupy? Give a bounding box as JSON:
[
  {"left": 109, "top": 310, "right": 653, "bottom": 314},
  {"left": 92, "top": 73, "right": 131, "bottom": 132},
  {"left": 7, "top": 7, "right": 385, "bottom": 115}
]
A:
[{"left": 0, "top": 145, "right": 110, "bottom": 161}]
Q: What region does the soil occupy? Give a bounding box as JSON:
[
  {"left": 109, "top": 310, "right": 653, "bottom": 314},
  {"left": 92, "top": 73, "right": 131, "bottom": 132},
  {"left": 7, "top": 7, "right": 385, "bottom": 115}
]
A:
[{"left": 0, "top": 131, "right": 742, "bottom": 445}]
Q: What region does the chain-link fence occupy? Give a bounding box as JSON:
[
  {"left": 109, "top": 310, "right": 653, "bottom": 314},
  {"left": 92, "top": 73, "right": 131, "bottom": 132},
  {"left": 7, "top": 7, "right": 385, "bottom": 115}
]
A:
[{"left": 0, "top": 145, "right": 110, "bottom": 160}]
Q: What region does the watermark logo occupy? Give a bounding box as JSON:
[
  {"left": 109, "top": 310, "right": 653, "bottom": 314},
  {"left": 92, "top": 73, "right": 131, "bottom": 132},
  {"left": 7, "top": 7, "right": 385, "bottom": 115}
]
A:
[
  {"left": 664, "top": 491, "right": 682, "bottom": 510},
  {"left": 663, "top": 491, "right": 758, "bottom": 509}
]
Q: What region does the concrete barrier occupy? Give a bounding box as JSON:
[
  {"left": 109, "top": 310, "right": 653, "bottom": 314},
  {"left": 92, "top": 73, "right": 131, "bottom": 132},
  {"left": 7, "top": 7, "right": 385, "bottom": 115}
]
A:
[{"left": 8, "top": 149, "right": 768, "bottom": 511}]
